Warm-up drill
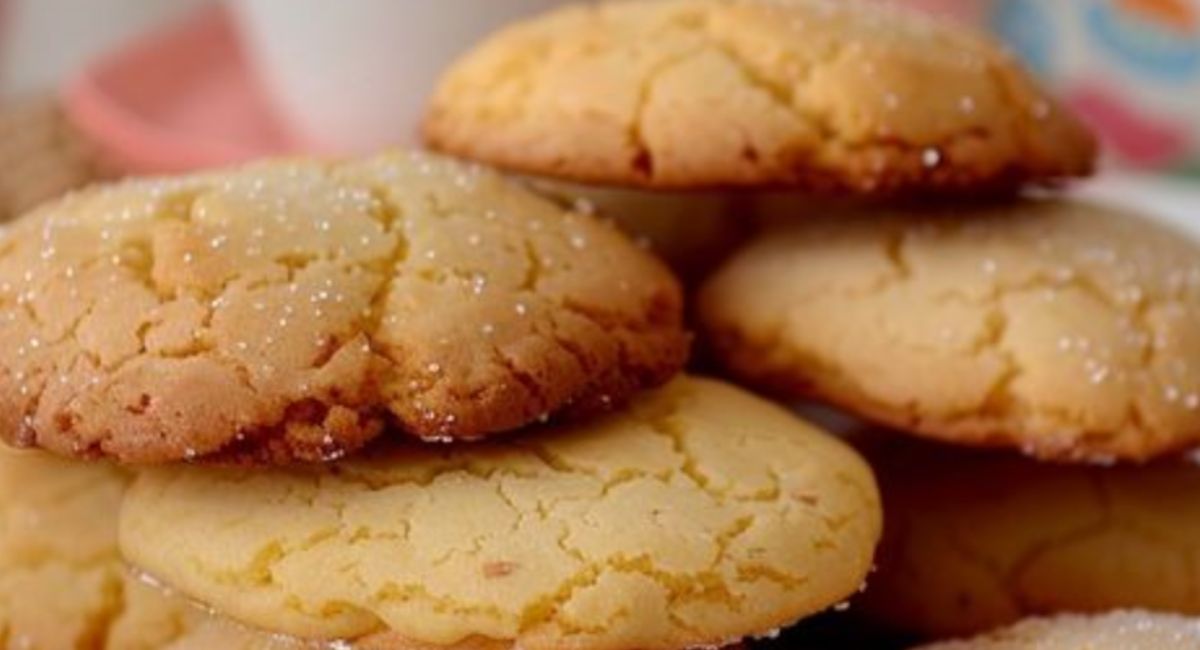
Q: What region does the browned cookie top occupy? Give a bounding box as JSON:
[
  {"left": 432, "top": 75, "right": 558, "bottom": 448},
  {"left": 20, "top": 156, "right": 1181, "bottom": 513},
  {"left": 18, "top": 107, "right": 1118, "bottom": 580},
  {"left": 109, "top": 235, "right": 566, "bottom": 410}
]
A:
[
  {"left": 0, "top": 152, "right": 688, "bottom": 464},
  {"left": 700, "top": 200, "right": 1200, "bottom": 462},
  {"left": 424, "top": 0, "right": 1096, "bottom": 195}
]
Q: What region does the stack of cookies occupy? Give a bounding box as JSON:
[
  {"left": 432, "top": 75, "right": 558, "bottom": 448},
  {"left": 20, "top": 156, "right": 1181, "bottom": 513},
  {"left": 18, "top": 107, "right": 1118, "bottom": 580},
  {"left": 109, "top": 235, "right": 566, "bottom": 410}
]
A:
[
  {"left": 0, "top": 151, "right": 881, "bottom": 648},
  {"left": 423, "top": 0, "right": 1200, "bottom": 648},
  {"left": 3, "top": 1, "right": 1200, "bottom": 649}
]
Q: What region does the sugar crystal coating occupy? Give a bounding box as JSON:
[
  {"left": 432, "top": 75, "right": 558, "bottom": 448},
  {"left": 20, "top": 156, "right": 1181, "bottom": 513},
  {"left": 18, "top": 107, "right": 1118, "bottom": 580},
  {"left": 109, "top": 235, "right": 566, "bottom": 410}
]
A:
[
  {"left": 919, "top": 611, "right": 1200, "bottom": 650},
  {"left": 0, "top": 152, "right": 688, "bottom": 464},
  {"left": 701, "top": 200, "right": 1200, "bottom": 461},
  {"left": 425, "top": 0, "right": 1096, "bottom": 193}
]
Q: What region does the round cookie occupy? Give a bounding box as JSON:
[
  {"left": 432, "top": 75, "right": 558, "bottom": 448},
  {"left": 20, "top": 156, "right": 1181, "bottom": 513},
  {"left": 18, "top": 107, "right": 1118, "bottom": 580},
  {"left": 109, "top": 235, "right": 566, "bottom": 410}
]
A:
[
  {"left": 424, "top": 0, "right": 1096, "bottom": 194},
  {"left": 918, "top": 611, "right": 1200, "bottom": 650},
  {"left": 0, "top": 151, "right": 689, "bottom": 464},
  {"left": 118, "top": 376, "right": 882, "bottom": 650},
  {"left": 699, "top": 200, "right": 1200, "bottom": 462},
  {"left": 855, "top": 438, "right": 1200, "bottom": 637}
]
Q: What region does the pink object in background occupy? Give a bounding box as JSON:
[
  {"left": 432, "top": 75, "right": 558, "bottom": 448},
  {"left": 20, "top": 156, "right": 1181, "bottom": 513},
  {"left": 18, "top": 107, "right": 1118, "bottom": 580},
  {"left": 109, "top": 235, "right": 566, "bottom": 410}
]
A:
[
  {"left": 1067, "top": 81, "right": 1193, "bottom": 167},
  {"left": 227, "top": 0, "right": 567, "bottom": 153},
  {"left": 894, "top": 0, "right": 1200, "bottom": 175},
  {"left": 63, "top": 6, "right": 294, "bottom": 174},
  {"left": 62, "top": 1, "right": 568, "bottom": 173}
]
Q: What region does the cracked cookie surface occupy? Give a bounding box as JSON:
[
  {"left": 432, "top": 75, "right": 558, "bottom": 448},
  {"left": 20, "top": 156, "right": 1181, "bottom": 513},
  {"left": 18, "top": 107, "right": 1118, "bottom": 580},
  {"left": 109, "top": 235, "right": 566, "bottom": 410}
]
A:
[
  {"left": 118, "top": 377, "right": 882, "bottom": 650},
  {"left": 699, "top": 200, "right": 1200, "bottom": 461},
  {"left": 0, "top": 151, "right": 688, "bottom": 464},
  {"left": 423, "top": 0, "right": 1095, "bottom": 194},
  {"left": 856, "top": 438, "right": 1200, "bottom": 638},
  {"left": 0, "top": 445, "right": 211, "bottom": 649},
  {"left": 0, "top": 444, "right": 407, "bottom": 649},
  {"left": 917, "top": 611, "right": 1200, "bottom": 650}
]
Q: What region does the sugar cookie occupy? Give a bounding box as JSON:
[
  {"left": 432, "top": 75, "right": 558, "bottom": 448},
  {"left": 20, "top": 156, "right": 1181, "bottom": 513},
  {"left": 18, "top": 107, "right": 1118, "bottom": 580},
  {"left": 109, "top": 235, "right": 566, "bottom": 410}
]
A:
[
  {"left": 120, "top": 377, "right": 881, "bottom": 649},
  {"left": 425, "top": 0, "right": 1095, "bottom": 194},
  {"left": 701, "top": 200, "right": 1200, "bottom": 461},
  {"left": 858, "top": 439, "right": 1200, "bottom": 637},
  {"left": 0, "top": 152, "right": 688, "bottom": 463}
]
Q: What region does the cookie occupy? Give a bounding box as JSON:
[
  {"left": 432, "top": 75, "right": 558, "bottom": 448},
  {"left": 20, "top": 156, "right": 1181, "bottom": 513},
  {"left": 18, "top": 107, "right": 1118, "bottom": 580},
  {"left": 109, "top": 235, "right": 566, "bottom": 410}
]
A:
[
  {"left": 918, "top": 611, "right": 1200, "bottom": 650},
  {"left": 0, "top": 445, "right": 211, "bottom": 648},
  {"left": 161, "top": 620, "right": 316, "bottom": 650},
  {"left": 424, "top": 0, "right": 1096, "bottom": 194},
  {"left": 0, "top": 443, "right": 380, "bottom": 649},
  {"left": 854, "top": 438, "right": 1200, "bottom": 637},
  {"left": 699, "top": 200, "right": 1200, "bottom": 462},
  {"left": 352, "top": 636, "right": 747, "bottom": 650},
  {"left": 0, "top": 151, "right": 689, "bottom": 464},
  {"left": 118, "top": 376, "right": 882, "bottom": 650},
  {"left": 177, "top": 614, "right": 753, "bottom": 649}
]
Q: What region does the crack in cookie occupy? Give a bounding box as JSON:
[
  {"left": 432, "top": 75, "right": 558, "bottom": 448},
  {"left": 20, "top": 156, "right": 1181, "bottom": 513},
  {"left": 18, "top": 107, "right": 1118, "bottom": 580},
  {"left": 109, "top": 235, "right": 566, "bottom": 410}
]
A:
[
  {"left": 424, "top": 0, "right": 1096, "bottom": 193},
  {"left": 700, "top": 199, "right": 1200, "bottom": 461},
  {"left": 0, "top": 152, "right": 688, "bottom": 464},
  {"left": 118, "top": 377, "right": 881, "bottom": 650}
]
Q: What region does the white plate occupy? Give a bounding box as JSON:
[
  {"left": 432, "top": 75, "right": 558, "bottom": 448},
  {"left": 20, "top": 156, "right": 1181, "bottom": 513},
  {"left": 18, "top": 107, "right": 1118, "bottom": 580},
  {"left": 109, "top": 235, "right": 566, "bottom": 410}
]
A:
[{"left": 1077, "top": 174, "right": 1200, "bottom": 239}]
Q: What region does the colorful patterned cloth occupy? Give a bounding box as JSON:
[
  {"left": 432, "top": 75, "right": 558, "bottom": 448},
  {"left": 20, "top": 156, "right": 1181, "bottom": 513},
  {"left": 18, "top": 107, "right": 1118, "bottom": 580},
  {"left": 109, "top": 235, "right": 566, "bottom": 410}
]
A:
[{"left": 990, "top": 0, "right": 1200, "bottom": 176}]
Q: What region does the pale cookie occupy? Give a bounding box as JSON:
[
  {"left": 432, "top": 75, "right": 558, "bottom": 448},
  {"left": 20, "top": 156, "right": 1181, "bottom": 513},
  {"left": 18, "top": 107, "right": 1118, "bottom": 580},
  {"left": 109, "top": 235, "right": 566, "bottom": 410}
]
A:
[
  {"left": 424, "top": 0, "right": 1096, "bottom": 194},
  {"left": 172, "top": 613, "right": 753, "bottom": 649},
  {"left": 0, "top": 445, "right": 212, "bottom": 649},
  {"left": 163, "top": 620, "right": 316, "bottom": 650},
  {"left": 855, "top": 439, "right": 1200, "bottom": 637},
  {"left": 699, "top": 200, "right": 1200, "bottom": 462},
  {"left": 0, "top": 444, "right": 371, "bottom": 649},
  {"left": 119, "top": 377, "right": 882, "bottom": 650},
  {"left": 0, "top": 151, "right": 688, "bottom": 464},
  {"left": 352, "top": 636, "right": 748, "bottom": 650},
  {"left": 918, "top": 611, "right": 1200, "bottom": 650}
]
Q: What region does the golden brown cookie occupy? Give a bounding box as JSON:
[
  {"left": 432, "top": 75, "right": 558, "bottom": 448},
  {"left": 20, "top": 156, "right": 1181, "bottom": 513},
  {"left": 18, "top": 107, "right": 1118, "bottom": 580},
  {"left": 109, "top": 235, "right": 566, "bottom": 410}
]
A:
[
  {"left": 0, "top": 151, "right": 688, "bottom": 464},
  {"left": 424, "top": 0, "right": 1096, "bottom": 194},
  {"left": 700, "top": 199, "right": 1200, "bottom": 462},
  {"left": 119, "top": 377, "right": 882, "bottom": 650},
  {"left": 917, "top": 611, "right": 1200, "bottom": 650},
  {"left": 855, "top": 437, "right": 1200, "bottom": 638}
]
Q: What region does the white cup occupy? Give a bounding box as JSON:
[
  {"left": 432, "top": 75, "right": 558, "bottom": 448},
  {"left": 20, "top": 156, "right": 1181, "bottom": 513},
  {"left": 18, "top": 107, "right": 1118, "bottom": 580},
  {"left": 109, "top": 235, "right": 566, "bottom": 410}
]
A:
[{"left": 227, "top": 0, "right": 565, "bottom": 153}]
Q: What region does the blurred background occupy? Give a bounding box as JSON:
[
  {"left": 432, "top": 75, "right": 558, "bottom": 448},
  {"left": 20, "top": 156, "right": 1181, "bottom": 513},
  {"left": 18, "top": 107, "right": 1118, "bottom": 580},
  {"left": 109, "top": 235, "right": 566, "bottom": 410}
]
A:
[{"left": 0, "top": 0, "right": 1197, "bottom": 218}]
